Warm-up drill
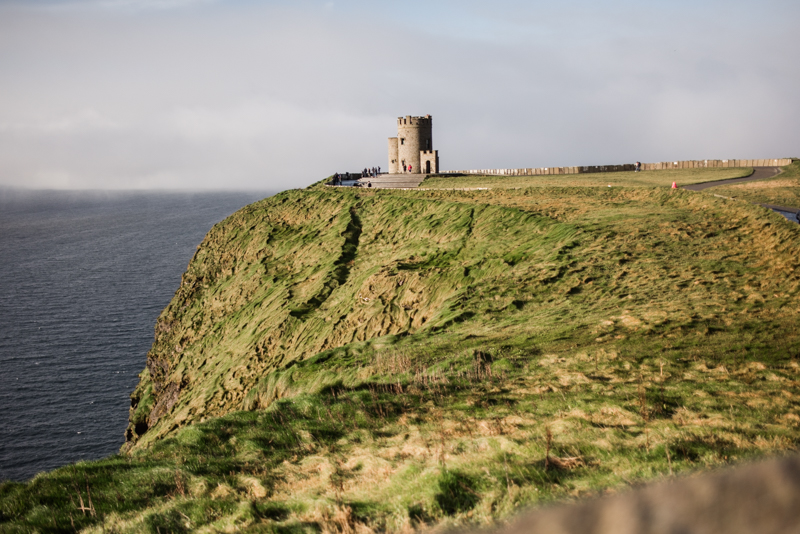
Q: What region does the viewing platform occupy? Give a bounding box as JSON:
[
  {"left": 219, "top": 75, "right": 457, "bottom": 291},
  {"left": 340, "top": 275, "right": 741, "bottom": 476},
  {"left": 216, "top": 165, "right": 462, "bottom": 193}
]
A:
[
  {"left": 330, "top": 173, "right": 429, "bottom": 189},
  {"left": 361, "top": 173, "right": 427, "bottom": 189}
]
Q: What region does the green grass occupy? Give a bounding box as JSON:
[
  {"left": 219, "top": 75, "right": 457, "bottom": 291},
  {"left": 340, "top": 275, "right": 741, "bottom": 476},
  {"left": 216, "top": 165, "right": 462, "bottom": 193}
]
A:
[
  {"left": 421, "top": 167, "right": 754, "bottom": 189},
  {"left": 710, "top": 159, "right": 800, "bottom": 209},
  {"left": 3, "top": 333, "right": 799, "bottom": 532},
  {"left": 3, "top": 180, "right": 800, "bottom": 532}
]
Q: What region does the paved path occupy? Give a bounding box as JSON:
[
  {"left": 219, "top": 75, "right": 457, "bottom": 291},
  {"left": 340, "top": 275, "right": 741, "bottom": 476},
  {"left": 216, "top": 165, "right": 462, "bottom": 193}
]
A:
[
  {"left": 351, "top": 174, "right": 428, "bottom": 189},
  {"left": 681, "top": 166, "right": 798, "bottom": 219},
  {"left": 683, "top": 166, "right": 781, "bottom": 191},
  {"left": 760, "top": 203, "right": 800, "bottom": 215}
]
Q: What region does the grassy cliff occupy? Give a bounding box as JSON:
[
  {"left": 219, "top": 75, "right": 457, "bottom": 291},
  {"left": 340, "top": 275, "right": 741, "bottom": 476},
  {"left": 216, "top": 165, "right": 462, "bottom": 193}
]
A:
[{"left": 2, "top": 177, "right": 800, "bottom": 532}]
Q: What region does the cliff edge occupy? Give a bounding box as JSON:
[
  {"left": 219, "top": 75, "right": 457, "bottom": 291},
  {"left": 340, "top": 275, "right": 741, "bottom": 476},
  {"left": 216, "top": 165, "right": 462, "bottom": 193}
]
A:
[{"left": 125, "top": 187, "right": 580, "bottom": 449}]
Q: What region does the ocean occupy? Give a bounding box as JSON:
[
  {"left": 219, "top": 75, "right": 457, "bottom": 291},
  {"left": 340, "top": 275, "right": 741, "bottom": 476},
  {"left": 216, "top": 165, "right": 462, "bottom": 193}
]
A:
[{"left": 0, "top": 189, "right": 273, "bottom": 482}]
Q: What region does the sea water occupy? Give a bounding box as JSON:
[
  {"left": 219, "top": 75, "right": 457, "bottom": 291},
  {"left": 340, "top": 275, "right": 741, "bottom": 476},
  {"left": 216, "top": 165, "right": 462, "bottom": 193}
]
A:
[{"left": 0, "top": 189, "right": 273, "bottom": 482}]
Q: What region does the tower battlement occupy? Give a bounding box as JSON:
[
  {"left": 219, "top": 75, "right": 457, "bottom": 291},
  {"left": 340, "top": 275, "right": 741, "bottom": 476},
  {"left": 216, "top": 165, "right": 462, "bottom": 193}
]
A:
[{"left": 397, "top": 115, "right": 432, "bottom": 127}]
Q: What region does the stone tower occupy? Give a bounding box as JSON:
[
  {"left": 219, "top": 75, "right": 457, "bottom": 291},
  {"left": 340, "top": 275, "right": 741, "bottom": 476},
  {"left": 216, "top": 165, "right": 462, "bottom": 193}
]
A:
[{"left": 388, "top": 115, "right": 439, "bottom": 174}]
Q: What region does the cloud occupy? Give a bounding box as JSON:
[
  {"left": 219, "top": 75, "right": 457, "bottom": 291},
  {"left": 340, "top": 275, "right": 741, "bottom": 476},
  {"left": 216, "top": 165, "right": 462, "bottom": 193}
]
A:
[
  {"left": 94, "top": 0, "right": 217, "bottom": 9},
  {"left": 0, "top": 109, "right": 121, "bottom": 134},
  {"left": 0, "top": 0, "right": 797, "bottom": 190},
  {"left": 4, "top": 0, "right": 219, "bottom": 13}
]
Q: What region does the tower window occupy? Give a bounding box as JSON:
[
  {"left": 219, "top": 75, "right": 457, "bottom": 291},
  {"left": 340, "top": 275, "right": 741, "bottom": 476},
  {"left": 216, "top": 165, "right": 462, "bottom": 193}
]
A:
[{"left": 400, "top": 138, "right": 405, "bottom": 145}]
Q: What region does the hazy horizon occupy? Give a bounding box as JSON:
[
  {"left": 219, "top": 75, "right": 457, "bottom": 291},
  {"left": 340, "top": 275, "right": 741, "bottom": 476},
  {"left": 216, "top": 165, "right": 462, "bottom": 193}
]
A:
[{"left": 1, "top": 0, "right": 798, "bottom": 191}]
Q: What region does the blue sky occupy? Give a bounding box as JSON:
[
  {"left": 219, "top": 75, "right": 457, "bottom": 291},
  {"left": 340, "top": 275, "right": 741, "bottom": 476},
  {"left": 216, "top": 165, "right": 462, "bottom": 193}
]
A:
[{"left": 0, "top": 0, "right": 797, "bottom": 190}]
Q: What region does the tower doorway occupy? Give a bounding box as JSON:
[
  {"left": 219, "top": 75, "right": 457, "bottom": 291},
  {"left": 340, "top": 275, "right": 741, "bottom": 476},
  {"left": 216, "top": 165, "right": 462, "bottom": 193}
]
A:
[{"left": 425, "top": 160, "right": 431, "bottom": 174}]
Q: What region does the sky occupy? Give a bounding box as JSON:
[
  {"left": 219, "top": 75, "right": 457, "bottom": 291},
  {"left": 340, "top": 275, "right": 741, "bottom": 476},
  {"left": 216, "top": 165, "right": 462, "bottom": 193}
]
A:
[{"left": 0, "top": 0, "right": 797, "bottom": 191}]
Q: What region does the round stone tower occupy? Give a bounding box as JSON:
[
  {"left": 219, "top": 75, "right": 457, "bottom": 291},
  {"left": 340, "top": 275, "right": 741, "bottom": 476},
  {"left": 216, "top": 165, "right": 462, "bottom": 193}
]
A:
[{"left": 389, "top": 115, "right": 435, "bottom": 174}]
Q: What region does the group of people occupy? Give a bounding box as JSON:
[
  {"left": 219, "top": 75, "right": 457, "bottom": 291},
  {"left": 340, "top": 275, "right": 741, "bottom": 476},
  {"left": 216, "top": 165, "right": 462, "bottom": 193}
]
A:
[
  {"left": 330, "top": 172, "right": 350, "bottom": 185},
  {"left": 362, "top": 167, "right": 380, "bottom": 178},
  {"left": 634, "top": 161, "right": 642, "bottom": 172},
  {"left": 329, "top": 169, "right": 376, "bottom": 187}
]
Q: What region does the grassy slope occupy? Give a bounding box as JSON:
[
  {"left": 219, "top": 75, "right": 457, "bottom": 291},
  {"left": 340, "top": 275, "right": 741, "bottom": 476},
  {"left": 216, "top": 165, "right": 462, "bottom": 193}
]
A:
[
  {"left": 420, "top": 167, "right": 753, "bottom": 189},
  {"left": 710, "top": 159, "right": 800, "bottom": 208},
  {"left": 2, "top": 179, "right": 800, "bottom": 532},
  {"left": 126, "top": 189, "right": 585, "bottom": 448}
]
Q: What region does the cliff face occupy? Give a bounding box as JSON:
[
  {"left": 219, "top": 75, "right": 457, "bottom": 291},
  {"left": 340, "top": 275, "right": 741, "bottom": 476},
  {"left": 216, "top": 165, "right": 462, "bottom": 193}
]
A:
[
  {"left": 126, "top": 183, "right": 800, "bottom": 452},
  {"left": 126, "top": 188, "right": 576, "bottom": 448}
]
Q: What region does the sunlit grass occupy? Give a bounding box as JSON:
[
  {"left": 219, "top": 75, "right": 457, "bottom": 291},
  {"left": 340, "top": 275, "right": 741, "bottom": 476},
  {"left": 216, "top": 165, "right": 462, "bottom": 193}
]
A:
[
  {"left": 711, "top": 160, "right": 800, "bottom": 208},
  {"left": 421, "top": 167, "right": 753, "bottom": 189},
  {"left": 3, "top": 182, "right": 800, "bottom": 532}
]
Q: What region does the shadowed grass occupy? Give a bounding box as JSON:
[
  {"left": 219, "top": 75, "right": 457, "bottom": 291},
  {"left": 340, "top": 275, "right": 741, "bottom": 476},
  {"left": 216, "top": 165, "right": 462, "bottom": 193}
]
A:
[{"left": 3, "top": 331, "right": 799, "bottom": 532}]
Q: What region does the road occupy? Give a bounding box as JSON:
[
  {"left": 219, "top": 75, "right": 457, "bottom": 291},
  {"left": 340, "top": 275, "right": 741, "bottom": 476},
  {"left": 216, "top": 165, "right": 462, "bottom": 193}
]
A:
[
  {"left": 682, "top": 166, "right": 799, "bottom": 219},
  {"left": 682, "top": 166, "right": 781, "bottom": 191}
]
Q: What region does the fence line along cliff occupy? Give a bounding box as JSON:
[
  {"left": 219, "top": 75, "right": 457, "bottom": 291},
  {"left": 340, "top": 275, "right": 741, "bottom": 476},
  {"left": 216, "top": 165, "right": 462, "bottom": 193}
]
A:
[{"left": 449, "top": 158, "right": 793, "bottom": 176}]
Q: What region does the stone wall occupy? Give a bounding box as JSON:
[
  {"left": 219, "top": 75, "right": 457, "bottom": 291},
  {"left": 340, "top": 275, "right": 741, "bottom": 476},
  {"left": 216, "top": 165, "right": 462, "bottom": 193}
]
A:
[
  {"left": 420, "top": 150, "right": 439, "bottom": 174},
  {"left": 448, "top": 158, "right": 793, "bottom": 176},
  {"left": 387, "top": 138, "right": 399, "bottom": 174},
  {"left": 490, "top": 454, "right": 800, "bottom": 534}
]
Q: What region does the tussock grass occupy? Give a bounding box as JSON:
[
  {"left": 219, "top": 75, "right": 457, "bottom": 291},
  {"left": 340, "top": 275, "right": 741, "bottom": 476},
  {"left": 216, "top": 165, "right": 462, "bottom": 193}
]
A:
[
  {"left": 3, "top": 336, "right": 799, "bottom": 531},
  {"left": 4, "top": 181, "right": 800, "bottom": 532}
]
